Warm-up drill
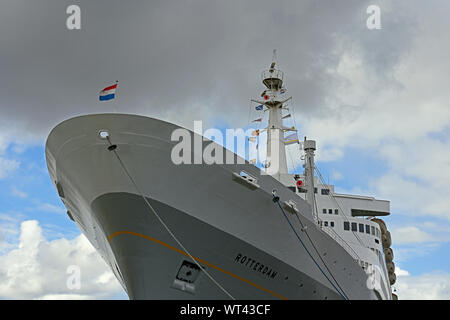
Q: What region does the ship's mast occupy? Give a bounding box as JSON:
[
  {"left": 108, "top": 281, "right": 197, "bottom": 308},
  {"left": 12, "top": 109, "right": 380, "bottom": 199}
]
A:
[
  {"left": 303, "top": 138, "right": 317, "bottom": 221},
  {"left": 251, "top": 50, "right": 293, "bottom": 180}
]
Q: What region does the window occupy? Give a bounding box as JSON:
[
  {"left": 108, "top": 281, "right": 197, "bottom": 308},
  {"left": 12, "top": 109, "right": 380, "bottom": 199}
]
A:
[
  {"left": 323, "top": 209, "right": 327, "bottom": 214},
  {"left": 359, "top": 223, "right": 364, "bottom": 233},
  {"left": 376, "top": 228, "right": 380, "bottom": 238},
  {"left": 314, "top": 187, "right": 318, "bottom": 193},
  {"left": 288, "top": 186, "right": 296, "bottom": 193},
  {"left": 328, "top": 209, "right": 333, "bottom": 214},
  {"left": 330, "top": 222, "right": 335, "bottom": 227},
  {"left": 351, "top": 222, "right": 357, "bottom": 232},
  {"left": 324, "top": 221, "right": 328, "bottom": 227},
  {"left": 366, "top": 225, "right": 370, "bottom": 234},
  {"left": 334, "top": 209, "right": 338, "bottom": 215},
  {"left": 371, "top": 226, "right": 375, "bottom": 235},
  {"left": 344, "top": 222, "right": 350, "bottom": 231},
  {"left": 321, "top": 188, "right": 330, "bottom": 195}
]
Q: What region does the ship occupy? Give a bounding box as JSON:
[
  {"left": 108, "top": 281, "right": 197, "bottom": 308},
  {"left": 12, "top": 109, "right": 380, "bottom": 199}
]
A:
[{"left": 45, "top": 55, "right": 396, "bottom": 300}]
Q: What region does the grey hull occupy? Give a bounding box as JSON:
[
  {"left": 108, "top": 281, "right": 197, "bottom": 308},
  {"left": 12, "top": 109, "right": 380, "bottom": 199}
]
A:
[
  {"left": 92, "top": 192, "right": 344, "bottom": 300},
  {"left": 45, "top": 113, "right": 376, "bottom": 300}
]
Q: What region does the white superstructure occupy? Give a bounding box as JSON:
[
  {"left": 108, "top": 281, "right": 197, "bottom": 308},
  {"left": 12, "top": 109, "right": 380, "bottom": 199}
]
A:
[{"left": 253, "top": 54, "right": 396, "bottom": 298}]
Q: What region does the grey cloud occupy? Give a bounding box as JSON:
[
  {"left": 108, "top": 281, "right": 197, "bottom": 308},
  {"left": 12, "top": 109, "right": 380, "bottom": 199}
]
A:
[{"left": 0, "top": 0, "right": 425, "bottom": 144}]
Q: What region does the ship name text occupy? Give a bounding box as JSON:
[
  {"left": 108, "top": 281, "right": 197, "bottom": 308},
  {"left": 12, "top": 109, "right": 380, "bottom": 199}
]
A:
[{"left": 234, "top": 253, "right": 278, "bottom": 279}]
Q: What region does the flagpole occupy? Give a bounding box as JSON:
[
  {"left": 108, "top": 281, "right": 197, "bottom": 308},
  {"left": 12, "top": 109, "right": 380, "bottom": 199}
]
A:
[{"left": 113, "top": 80, "right": 118, "bottom": 113}]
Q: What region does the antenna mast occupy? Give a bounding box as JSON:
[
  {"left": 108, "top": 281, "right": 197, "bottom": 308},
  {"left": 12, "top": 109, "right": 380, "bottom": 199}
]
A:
[
  {"left": 304, "top": 138, "right": 317, "bottom": 222},
  {"left": 251, "top": 50, "right": 293, "bottom": 180}
]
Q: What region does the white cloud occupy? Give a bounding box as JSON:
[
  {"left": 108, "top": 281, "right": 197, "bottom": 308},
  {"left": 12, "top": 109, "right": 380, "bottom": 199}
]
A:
[
  {"left": 367, "top": 136, "right": 450, "bottom": 220},
  {"left": 395, "top": 266, "right": 410, "bottom": 277},
  {"left": 303, "top": 4, "right": 450, "bottom": 151},
  {"left": 0, "top": 213, "right": 24, "bottom": 252},
  {"left": 0, "top": 220, "right": 124, "bottom": 299},
  {"left": 0, "top": 120, "right": 41, "bottom": 156},
  {"left": 0, "top": 157, "right": 19, "bottom": 179},
  {"left": 294, "top": 6, "right": 450, "bottom": 222},
  {"left": 36, "top": 203, "right": 66, "bottom": 214},
  {"left": 394, "top": 270, "right": 450, "bottom": 300},
  {"left": 392, "top": 243, "right": 440, "bottom": 264},
  {"left": 331, "top": 170, "right": 343, "bottom": 181},
  {"left": 11, "top": 186, "right": 27, "bottom": 199},
  {"left": 391, "top": 226, "right": 435, "bottom": 245},
  {"left": 388, "top": 222, "right": 450, "bottom": 262}
]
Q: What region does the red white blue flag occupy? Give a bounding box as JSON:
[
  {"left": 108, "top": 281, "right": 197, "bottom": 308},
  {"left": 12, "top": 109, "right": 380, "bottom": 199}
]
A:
[{"left": 99, "top": 82, "right": 118, "bottom": 101}]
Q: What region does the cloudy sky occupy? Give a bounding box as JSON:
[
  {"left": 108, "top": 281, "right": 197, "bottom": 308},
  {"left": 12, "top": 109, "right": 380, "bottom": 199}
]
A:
[{"left": 0, "top": 0, "right": 449, "bottom": 299}]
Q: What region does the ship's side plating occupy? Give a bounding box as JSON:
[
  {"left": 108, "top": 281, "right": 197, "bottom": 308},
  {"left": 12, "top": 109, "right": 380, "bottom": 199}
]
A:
[{"left": 46, "top": 113, "right": 378, "bottom": 300}]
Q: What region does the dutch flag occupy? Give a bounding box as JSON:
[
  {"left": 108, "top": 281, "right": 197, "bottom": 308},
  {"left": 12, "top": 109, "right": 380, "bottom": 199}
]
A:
[{"left": 99, "top": 82, "right": 118, "bottom": 101}]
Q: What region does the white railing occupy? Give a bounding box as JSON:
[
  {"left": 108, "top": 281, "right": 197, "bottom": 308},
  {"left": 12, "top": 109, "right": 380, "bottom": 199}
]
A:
[{"left": 261, "top": 69, "right": 284, "bottom": 81}]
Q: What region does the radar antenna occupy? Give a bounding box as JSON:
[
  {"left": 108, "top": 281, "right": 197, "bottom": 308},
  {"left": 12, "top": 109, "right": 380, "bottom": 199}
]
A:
[{"left": 270, "top": 49, "right": 277, "bottom": 72}]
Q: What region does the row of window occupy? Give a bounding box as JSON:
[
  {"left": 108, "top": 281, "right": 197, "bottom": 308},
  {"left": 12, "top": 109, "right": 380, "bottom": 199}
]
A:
[
  {"left": 323, "top": 208, "right": 339, "bottom": 215},
  {"left": 319, "top": 220, "right": 335, "bottom": 228},
  {"left": 288, "top": 187, "right": 331, "bottom": 195},
  {"left": 343, "top": 221, "right": 380, "bottom": 238}
]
